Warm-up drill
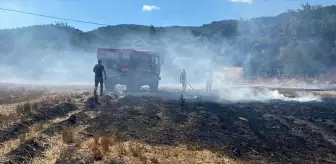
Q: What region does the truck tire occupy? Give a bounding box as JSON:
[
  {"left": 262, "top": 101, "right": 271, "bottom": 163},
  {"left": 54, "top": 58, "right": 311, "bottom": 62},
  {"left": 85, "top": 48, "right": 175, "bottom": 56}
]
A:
[{"left": 150, "top": 81, "right": 159, "bottom": 92}]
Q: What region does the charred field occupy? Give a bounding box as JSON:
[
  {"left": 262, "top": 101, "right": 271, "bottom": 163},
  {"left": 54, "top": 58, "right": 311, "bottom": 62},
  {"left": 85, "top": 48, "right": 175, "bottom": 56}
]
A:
[{"left": 0, "top": 86, "right": 335, "bottom": 164}]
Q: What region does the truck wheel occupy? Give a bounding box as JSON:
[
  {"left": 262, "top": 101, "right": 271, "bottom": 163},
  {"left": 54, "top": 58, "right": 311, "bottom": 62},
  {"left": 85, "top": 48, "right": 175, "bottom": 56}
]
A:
[{"left": 150, "top": 81, "right": 159, "bottom": 92}]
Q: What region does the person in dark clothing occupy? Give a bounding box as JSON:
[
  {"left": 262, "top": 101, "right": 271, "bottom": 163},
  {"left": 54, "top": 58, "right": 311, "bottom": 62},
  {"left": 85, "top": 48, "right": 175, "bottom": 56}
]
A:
[
  {"left": 180, "top": 69, "right": 187, "bottom": 92},
  {"left": 93, "top": 60, "right": 106, "bottom": 96}
]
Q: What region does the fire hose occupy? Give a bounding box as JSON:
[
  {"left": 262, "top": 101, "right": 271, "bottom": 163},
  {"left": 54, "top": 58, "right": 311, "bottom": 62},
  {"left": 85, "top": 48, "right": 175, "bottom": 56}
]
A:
[{"left": 186, "top": 80, "right": 195, "bottom": 91}]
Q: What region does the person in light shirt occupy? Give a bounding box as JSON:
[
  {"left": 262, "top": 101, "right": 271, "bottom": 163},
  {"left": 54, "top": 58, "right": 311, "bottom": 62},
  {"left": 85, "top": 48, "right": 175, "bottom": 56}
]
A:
[
  {"left": 205, "top": 70, "right": 213, "bottom": 92},
  {"left": 180, "top": 69, "right": 187, "bottom": 92}
]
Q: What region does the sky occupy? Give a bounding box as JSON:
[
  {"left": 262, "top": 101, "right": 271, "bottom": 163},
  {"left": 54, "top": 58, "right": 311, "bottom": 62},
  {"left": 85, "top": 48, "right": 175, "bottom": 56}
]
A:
[{"left": 0, "top": 0, "right": 335, "bottom": 31}]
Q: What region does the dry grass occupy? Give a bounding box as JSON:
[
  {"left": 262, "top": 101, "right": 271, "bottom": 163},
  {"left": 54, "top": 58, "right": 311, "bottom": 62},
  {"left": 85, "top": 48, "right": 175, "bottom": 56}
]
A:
[
  {"left": 0, "top": 109, "right": 89, "bottom": 163},
  {"left": 0, "top": 86, "right": 263, "bottom": 164},
  {"left": 0, "top": 86, "right": 83, "bottom": 163},
  {"left": 93, "top": 132, "right": 100, "bottom": 145},
  {"left": 129, "top": 143, "right": 147, "bottom": 163},
  {"left": 74, "top": 138, "right": 82, "bottom": 148},
  {"left": 0, "top": 139, "right": 21, "bottom": 161},
  {"left": 0, "top": 88, "right": 45, "bottom": 105},
  {"left": 32, "top": 123, "right": 45, "bottom": 132},
  {"left": 100, "top": 136, "right": 110, "bottom": 154},
  {"left": 0, "top": 90, "right": 75, "bottom": 127},
  {"left": 91, "top": 141, "right": 240, "bottom": 164},
  {"left": 313, "top": 91, "right": 336, "bottom": 97},
  {"left": 0, "top": 122, "right": 48, "bottom": 162},
  {"left": 87, "top": 135, "right": 118, "bottom": 160},
  {"left": 13, "top": 102, "right": 32, "bottom": 117},
  {"left": 31, "top": 115, "right": 84, "bottom": 163},
  {"left": 90, "top": 141, "right": 104, "bottom": 161},
  {"left": 62, "top": 127, "right": 75, "bottom": 144},
  {"left": 0, "top": 104, "right": 17, "bottom": 118},
  {"left": 18, "top": 134, "right": 27, "bottom": 143},
  {"left": 115, "top": 142, "right": 127, "bottom": 156},
  {"left": 31, "top": 102, "right": 39, "bottom": 111},
  {"left": 65, "top": 136, "right": 242, "bottom": 164},
  {"left": 0, "top": 114, "right": 7, "bottom": 124},
  {"left": 31, "top": 135, "right": 68, "bottom": 164},
  {"left": 137, "top": 143, "right": 236, "bottom": 164},
  {"left": 129, "top": 143, "right": 144, "bottom": 158},
  {"left": 112, "top": 129, "right": 124, "bottom": 142},
  {"left": 0, "top": 113, "right": 17, "bottom": 126},
  {"left": 2, "top": 119, "right": 250, "bottom": 163},
  {"left": 150, "top": 156, "right": 159, "bottom": 163},
  {"left": 14, "top": 104, "right": 24, "bottom": 116}
]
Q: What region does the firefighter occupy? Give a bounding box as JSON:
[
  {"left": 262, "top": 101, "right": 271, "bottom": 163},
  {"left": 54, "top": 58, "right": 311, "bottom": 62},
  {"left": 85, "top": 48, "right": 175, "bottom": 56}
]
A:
[
  {"left": 93, "top": 59, "right": 106, "bottom": 96},
  {"left": 205, "top": 70, "right": 213, "bottom": 92},
  {"left": 180, "top": 68, "right": 187, "bottom": 92}
]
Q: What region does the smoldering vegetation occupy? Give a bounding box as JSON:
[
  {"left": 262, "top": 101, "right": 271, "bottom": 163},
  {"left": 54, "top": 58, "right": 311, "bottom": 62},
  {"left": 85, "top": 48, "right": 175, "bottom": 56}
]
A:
[
  {"left": 1, "top": 4, "right": 336, "bottom": 86},
  {"left": 2, "top": 89, "right": 335, "bottom": 163},
  {"left": 0, "top": 3, "right": 336, "bottom": 164}
]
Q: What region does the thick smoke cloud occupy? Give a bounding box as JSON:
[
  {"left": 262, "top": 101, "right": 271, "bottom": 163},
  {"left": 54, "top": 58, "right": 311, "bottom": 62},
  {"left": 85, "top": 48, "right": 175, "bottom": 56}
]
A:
[
  {"left": 0, "top": 2, "right": 324, "bottom": 102},
  {"left": 0, "top": 23, "right": 322, "bottom": 102}
]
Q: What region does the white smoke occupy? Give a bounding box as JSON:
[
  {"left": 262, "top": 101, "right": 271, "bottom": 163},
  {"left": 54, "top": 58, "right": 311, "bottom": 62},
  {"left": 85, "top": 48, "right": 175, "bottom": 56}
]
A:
[
  {"left": 0, "top": 2, "right": 328, "bottom": 103},
  {"left": 218, "top": 87, "right": 321, "bottom": 102}
]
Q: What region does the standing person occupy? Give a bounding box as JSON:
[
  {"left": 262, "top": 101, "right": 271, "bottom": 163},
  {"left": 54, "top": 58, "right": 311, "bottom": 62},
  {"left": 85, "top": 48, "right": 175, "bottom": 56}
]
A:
[
  {"left": 93, "top": 60, "right": 106, "bottom": 96},
  {"left": 180, "top": 68, "right": 187, "bottom": 92},
  {"left": 205, "top": 71, "right": 213, "bottom": 92}
]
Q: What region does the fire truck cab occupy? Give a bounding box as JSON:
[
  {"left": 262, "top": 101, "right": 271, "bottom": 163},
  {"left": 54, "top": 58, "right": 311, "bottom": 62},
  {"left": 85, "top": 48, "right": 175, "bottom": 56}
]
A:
[{"left": 97, "top": 48, "right": 162, "bottom": 92}]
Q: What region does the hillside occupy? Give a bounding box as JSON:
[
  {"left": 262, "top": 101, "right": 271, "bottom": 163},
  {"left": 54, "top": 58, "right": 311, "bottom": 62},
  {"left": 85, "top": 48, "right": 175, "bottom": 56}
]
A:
[{"left": 0, "top": 3, "right": 336, "bottom": 81}]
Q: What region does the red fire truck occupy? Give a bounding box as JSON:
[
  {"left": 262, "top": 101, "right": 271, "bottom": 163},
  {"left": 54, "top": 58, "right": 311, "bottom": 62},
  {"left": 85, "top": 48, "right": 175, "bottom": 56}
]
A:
[{"left": 97, "top": 48, "right": 162, "bottom": 92}]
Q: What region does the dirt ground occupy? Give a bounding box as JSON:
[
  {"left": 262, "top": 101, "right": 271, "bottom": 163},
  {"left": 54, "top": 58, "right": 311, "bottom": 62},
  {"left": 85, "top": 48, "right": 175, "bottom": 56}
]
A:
[{"left": 0, "top": 86, "right": 335, "bottom": 164}]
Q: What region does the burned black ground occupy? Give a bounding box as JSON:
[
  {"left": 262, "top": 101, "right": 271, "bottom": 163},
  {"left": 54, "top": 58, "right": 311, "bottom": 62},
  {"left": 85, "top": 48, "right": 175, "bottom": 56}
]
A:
[
  {"left": 0, "top": 102, "right": 77, "bottom": 144},
  {"left": 82, "top": 94, "right": 336, "bottom": 164},
  {"left": 0, "top": 90, "right": 335, "bottom": 164}
]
